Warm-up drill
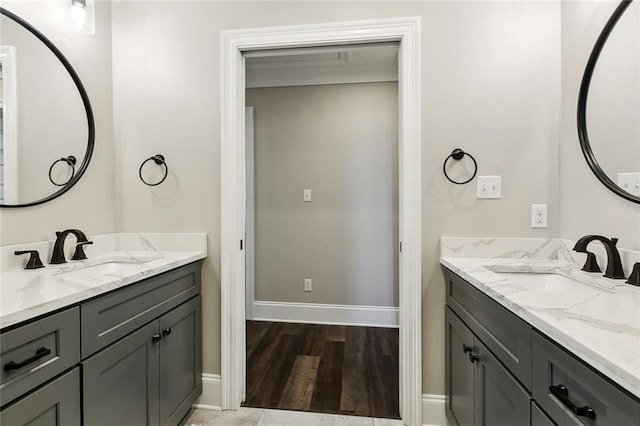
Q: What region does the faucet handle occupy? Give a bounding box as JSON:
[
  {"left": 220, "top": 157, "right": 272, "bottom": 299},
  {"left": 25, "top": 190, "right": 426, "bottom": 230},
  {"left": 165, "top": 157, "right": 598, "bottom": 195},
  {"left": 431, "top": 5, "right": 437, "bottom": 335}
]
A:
[
  {"left": 71, "top": 241, "right": 93, "bottom": 261},
  {"left": 626, "top": 263, "right": 640, "bottom": 287},
  {"left": 580, "top": 251, "right": 601, "bottom": 273},
  {"left": 15, "top": 250, "right": 45, "bottom": 270}
]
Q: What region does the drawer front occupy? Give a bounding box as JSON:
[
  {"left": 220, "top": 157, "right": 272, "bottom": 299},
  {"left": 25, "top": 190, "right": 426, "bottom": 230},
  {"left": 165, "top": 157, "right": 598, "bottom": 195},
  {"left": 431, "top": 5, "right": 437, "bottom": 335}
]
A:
[
  {"left": 0, "top": 308, "right": 80, "bottom": 406},
  {"left": 81, "top": 261, "right": 202, "bottom": 358},
  {"left": 443, "top": 266, "right": 532, "bottom": 390},
  {"left": 532, "top": 331, "right": 640, "bottom": 426},
  {"left": 0, "top": 367, "right": 81, "bottom": 426}
]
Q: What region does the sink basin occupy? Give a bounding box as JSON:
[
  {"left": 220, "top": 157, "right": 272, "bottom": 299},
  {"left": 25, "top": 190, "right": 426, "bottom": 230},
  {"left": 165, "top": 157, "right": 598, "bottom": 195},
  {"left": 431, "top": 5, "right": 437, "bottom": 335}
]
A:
[
  {"left": 496, "top": 272, "right": 598, "bottom": 293},
  {"left": 54, "top": 255, "right": 162, "bottom": 281},
  {"left": 494, "top": 272, "right": 605, "bottom": 309}
]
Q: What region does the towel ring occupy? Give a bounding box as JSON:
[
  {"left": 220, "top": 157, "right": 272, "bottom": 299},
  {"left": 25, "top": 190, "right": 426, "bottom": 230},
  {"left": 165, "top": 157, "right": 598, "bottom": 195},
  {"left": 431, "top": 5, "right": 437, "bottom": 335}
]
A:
[
  {"left": 139, "top": 154, "right": 168, "bottom": 186},
  {"left": 48, "top": 156, "right": 77, "bottom": 186},
  {"left": 443, "top": 149, "right": 478, "bottom": 185}
]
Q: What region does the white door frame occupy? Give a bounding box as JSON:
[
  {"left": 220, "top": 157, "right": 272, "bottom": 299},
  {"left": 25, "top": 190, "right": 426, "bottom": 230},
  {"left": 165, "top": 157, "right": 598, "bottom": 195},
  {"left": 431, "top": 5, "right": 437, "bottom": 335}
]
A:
[{"left": 220, "top": 17, "right": 422, "bottom": 425}]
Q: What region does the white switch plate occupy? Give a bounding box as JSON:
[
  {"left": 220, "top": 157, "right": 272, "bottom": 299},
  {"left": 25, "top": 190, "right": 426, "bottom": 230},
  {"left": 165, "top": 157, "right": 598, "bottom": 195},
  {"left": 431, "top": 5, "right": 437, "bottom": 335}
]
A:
[
  {"left": 304, "top": 279, "right": 312, "bottom": 292},
  {"left": 617, "top": 173, "right": 640, "bottom": 196},
  {"left": 476, "top": 176, "right": 502, "bottom": 199},
  {"left": 303, "top": 189, "right": 312, "bottom": 202},
  {"left": 531, "top": 204, "right": 548, "bottom": 228}
]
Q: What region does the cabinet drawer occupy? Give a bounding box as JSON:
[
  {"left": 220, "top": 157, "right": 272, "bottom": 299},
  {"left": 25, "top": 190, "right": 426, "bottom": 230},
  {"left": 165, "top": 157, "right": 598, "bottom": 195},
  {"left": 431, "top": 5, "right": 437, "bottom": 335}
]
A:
[
  {"left": 0, "top": 367, "right": 80, "bottom": 426},
  {"left": 532, "top": 331, "right": 640, "bottom": 425},
  {"left": 0, "top": 308, "right": 80, "bottom": 406},
  {"left": 443, "top": 266, "right": 532, "bottom": 390},
  {"left": 81, "top": 261, "right": 201, "bottom": 358}
]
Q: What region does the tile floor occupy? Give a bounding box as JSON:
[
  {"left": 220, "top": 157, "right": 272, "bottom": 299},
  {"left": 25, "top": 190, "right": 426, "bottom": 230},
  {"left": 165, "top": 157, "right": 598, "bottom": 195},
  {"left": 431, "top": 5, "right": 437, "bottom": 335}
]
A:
[{"left": 181, "top": 407, "right": 404, "bottom": 425}]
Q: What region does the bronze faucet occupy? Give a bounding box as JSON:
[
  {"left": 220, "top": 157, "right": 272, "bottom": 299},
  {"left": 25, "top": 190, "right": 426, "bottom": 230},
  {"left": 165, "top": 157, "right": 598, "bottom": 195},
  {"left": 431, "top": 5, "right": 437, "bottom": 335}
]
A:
[
  {"left": 50, "top": 229, "right": 92, "bottom": 264},
  {"left": 573, "top": 235, "right": 625, "bottom": 279}
]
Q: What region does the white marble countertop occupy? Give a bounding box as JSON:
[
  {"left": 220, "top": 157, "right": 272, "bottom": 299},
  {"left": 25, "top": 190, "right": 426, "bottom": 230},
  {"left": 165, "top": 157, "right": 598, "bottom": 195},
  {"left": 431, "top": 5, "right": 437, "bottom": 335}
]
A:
[
  {"left": 0, "top": 233, "right": 207, "bottom": 330},
  {"left": 441, "top": 253, "right": 640, "bottom": 399}
]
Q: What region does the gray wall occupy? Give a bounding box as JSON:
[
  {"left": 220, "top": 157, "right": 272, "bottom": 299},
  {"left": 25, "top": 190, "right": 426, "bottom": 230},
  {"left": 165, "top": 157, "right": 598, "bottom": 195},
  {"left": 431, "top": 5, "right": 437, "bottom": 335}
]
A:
[
  {"left": 0, "top": 0, "right": 115, "bottom": 245},
  {"left": 248, "top": 83, "right": 399, "bottom": 307},
  {"left": 111, "top": 0, "right": 561, "bottom": 394},
  {"left": 560, "top": 1, "right": 640, "bottom": 250}
]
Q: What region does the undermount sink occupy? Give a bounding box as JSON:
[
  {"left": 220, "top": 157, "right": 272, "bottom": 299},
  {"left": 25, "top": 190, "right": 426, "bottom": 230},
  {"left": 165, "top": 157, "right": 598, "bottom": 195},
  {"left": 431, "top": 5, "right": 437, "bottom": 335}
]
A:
[
  {"left": 494, "top": 272, "right": 606, "bottom": 309},
  {"left": 54, "top": 255, "right": 162, "bottom": 280},
  {"left": 495, "top": 272, "right": 601, "bottom": 293}
]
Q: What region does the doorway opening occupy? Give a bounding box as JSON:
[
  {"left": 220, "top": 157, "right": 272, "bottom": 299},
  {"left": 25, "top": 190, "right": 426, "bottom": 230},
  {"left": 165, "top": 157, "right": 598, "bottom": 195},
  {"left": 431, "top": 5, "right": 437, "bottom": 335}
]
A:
[
  {"left": 243, "top": 47, "right": 400, "bottom": 417},
  {"left": 220, "top": 17, "right": 422, "bottom": 425}
]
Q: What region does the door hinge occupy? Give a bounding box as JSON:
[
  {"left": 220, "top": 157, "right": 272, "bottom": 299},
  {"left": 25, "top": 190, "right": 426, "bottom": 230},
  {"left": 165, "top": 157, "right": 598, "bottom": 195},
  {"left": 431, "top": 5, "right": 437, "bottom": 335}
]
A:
[
  {"left": 400, "top": 242, "right": 402, "bottom": 253},
  {"left": 240, "top": 239, "right": 243, "bottom": 250}
]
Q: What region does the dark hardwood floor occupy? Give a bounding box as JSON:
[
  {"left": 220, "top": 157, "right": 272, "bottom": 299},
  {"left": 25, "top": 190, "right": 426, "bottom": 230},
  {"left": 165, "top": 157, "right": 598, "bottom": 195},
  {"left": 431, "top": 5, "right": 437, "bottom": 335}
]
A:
[{"left": 243, "top": 321, "right": 400, "bottom": 419}]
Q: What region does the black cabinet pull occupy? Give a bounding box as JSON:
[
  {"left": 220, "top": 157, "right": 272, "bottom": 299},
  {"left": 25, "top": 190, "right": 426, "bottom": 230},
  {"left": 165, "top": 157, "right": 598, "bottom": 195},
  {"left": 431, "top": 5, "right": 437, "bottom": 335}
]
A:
[
  {"left": 462, "top": 344, "right": 472, "bottom": 354},
  {"left": 152, "top": 334, "right": 162, "bottom": 343},
  {"left": 549, "top": 384, "right": 596, "bottom": 419},
  {"left": 4, "top": 347, "right": 51, "bottom": 371},
  {"left": 468, "top": 352, "right": 479, "bottom": 363},
  {"left": 162, "top": 328, "right": 172, "bottom": 337}
]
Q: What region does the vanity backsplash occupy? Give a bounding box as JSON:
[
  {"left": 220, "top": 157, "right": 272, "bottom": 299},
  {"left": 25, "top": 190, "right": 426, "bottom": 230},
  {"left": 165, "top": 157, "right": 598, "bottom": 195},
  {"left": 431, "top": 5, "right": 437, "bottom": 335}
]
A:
[{"left": 441, "top": 237, "right": 640, "bottom": 276}]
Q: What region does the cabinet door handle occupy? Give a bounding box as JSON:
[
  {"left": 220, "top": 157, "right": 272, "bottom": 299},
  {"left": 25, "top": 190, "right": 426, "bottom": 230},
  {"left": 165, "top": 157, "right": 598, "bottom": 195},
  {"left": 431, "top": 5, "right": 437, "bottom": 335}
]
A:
[
  {"left": 462, "top": 344, "right": 472, "bottom": 354},
  {"left": 549, "top": 384, "right": 596, "bottom": 420},
  {"left": 4, "top": 347, "right": 51, "bottom": 371},
  {"left": 152, "top": 333, "right": 162, "bottom": 343},
  {"left": 162, "top": 328, "right": 172, "bottom": 337},
  {"left": 468, "top": 352, "right": 479, "bottom": 363}
]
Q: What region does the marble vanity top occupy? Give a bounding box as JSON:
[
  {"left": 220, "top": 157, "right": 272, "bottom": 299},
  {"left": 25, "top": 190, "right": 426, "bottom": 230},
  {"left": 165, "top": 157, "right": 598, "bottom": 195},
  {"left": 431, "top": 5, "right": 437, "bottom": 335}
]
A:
[
  {"left": 441, "top": 237, "right": 640, "bottom": 399},
  {"left": 0, "top": 233, "right": 207, "bottom": 330}
]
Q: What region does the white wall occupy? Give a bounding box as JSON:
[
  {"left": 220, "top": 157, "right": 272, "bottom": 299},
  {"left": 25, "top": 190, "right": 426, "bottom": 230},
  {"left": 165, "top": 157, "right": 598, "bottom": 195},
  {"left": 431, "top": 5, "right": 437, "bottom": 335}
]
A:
[
  {"left": 111, "top": 0, "right": 561, "bottom": 394},
  {"left": 560, "top": 1, "right": 640, "bottom": 250},
  {"left": 248, "top": 83, "right": 399, "bottom": 307},
  {"left": 0, "top": 0, "right": 115, "bottom": 245}
]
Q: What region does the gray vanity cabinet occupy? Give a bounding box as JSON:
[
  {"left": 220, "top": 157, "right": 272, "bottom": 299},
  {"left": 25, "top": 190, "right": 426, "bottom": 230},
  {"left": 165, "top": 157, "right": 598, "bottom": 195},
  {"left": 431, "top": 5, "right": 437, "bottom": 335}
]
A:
[
  {"left": 446, "top": 307, "right": 531, "bottom": 426},
  {"left": 82, "top": 320, "right": 160, "bottom": 425},
  {"left": 83, "top": 295, "right": 202, "bottom": 426},
  {"left": 0, "top": 368, "right": 81, "bottom": 426},
  {"left": 445, "top": 307, "right": 475, "bottom": 426},
  {"left": 443, "top": 265, "right": 640, "bottom": 426}
]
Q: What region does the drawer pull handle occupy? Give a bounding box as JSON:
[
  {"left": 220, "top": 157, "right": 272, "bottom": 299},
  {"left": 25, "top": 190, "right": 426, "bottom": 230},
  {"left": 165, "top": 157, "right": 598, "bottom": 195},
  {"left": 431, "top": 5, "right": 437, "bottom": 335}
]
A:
[
  {"left": 549, "top": 384, "right": 596, "bottom": 420},
  {"left": 162, "top": 328, "right": 172, "bottom": 337},
  {"left": 152, "top": 334, "right": 162, "bottom": 343},
  {"left": 462, "top": 344, "right": 472, "bottom": 354},
  {"left": 3, "top": 347, "right": 51, "bottom": 371}
]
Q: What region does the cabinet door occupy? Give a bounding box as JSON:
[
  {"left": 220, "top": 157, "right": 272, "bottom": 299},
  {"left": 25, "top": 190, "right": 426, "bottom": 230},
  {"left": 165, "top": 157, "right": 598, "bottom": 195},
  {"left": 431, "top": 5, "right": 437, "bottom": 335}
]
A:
[
  {"left": 473, "top": 338, "right": 530, "bottom": 426},
  {"left": 158, "top": 296, "right": 202, "bottom": 426},
  {"left": 445, "top": 307, "right": 475, "bottom": 426},
  {"left": 0, "top": 368, "right": 80, "bottom": 426},
  {"left": 82, "top": 320, "right": 160, "bottom": 426}
]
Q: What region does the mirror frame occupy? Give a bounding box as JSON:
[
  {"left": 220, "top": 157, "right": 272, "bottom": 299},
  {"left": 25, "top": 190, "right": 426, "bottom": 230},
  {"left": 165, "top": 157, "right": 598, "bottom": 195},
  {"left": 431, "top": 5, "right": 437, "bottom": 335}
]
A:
[
  {"left": 0, "top": 7, "right": 95, "bottom": 208},
  {"left": 577, "top": 0, "right": 639, "bottom": 204}
]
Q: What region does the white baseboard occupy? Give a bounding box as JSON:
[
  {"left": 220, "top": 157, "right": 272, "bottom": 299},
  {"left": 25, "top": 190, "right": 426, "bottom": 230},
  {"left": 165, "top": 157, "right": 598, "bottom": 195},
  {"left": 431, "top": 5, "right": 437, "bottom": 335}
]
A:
[
  {"left": 193, "top": 375, "right": 446, "bottom": 426},
  {"left": 252, "top": 301, "right": 399, "bottom": 328},
  {"left": 193, "top": 374, "right": 221, "bottom": 411},
  {"left": 422, "top": 394, "right": 447, "bottom": 426}
]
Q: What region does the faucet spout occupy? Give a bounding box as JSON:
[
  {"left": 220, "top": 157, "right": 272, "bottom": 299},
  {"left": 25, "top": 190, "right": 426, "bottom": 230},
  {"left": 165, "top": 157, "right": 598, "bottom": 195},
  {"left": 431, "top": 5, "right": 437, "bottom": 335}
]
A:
[
  {"left": 50, "top": 229, "right": 89, "bottom": 264},
  {"left": 573, "top": 235, "right": 625, "bottom": 279}
]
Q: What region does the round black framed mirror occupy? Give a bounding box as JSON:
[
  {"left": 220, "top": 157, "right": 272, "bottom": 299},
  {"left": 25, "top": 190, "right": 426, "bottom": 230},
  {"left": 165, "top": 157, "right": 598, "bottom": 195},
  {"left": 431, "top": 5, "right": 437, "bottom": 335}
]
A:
[
  {"left": 0, "top": 7, "right": 94, "bottom": 208},
  {"left": 577, "top": 0, "right": 639, "bottom": 204}
]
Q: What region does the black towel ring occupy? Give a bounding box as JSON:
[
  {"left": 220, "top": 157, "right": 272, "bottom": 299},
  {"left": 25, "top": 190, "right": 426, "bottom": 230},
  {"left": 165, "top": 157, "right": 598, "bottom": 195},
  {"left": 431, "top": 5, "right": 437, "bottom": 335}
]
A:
[
  {"left": 48, "top": 156, "right": 77, "bottom": 186},
  {"left": 443, "top": 148, "right": 478, "bottom": 185},
  {"left": 139, "top": 154, "right": 168, "bottom": 186}
]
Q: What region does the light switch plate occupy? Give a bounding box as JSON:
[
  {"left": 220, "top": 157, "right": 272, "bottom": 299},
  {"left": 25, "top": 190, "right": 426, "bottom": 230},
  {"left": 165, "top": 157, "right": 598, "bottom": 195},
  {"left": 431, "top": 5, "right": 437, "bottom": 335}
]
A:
[
  {"left": 476, "top": 176, "right": 502, "bottom": 199},
  {"left": 303, "top": 189, "right": 312, "bottom": 202}
]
